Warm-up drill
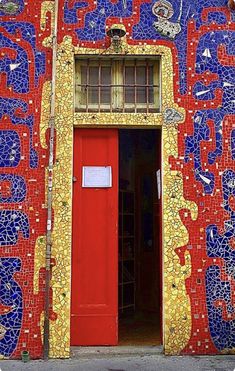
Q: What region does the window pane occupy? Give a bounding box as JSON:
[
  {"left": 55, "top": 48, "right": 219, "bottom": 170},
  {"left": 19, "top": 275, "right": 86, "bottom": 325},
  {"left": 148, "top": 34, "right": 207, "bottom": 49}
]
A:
[
  {"left": 136, "top": 66, "right": 146, "bottom": 103},
  {"left": 124, "top": 64, "right": 154, "bottom": 105},
  {"left": 148, "top": 66, "right": 154, "bottom": 104},
  {"left": 101, "top": 66, "right": 111, "bottom": 104},
  {"left": 88, "top": 66, "right": 99, "bottom": 104},
  {"left": 125, "top": 66, "right": 135, "bottom": 104},
  {"left": 80, "top": 66, "right": 87, "bottom": 105},
  {"left": 76, "top": 58, "right": 159, "bottom": 112}
]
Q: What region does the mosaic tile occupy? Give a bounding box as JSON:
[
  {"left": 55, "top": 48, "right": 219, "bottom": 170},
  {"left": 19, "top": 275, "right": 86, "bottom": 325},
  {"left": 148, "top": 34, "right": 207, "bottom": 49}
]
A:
[
  {"left": 0, "top": 0, "right": 49, "bottom": 359},
  {"left": 1, "top": 0, "right": 235, "bottom": 360},
  {"left": 0, "top": 174, "right": 26, "bottom": 203},
  {"left": 0, "top": 131, "right": 20, "bottom": 167},
  {"left": 0, "top": 210, "right": 29, "bottom": 246},
  {"left": 0, "top": 0, "right": 24, "bottom": 16},
  {"left": 0, "top": 258, "right": 22, "bottom": 358}
]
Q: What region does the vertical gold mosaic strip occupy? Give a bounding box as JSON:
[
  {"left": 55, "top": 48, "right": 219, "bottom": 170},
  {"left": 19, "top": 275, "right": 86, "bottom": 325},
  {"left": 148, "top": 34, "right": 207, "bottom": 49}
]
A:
[
  {"left": 40, "top": 1, "right": 74, "bottom": 357},
  {"left": 40, "top": 81, "right": 51, "bottom": 149},
  {"left": 34, "top": 236, "right": 46, "bottom": 295},
  {"left": 49, "top": 36, "right": 74, "bottom": 358},
  {"left": 41, "top": 1, "right": 54, "bottom": 46},
  {"left": 35, "top": 79, "right": 51, "bottom": 297},
  {"left": 162, "top": 124, "right": 198, "bottom": 354}
]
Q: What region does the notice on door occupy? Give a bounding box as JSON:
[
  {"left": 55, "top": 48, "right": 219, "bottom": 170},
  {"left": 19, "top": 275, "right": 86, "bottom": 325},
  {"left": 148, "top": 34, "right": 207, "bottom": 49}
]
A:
[{"left": 82, "top": 166, "right": 112, "bottom": 188}]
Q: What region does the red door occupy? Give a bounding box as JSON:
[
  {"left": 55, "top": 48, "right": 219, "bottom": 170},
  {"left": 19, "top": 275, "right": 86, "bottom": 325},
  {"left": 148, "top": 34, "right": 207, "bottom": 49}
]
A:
[{"left": 71, "top": 129, "right": 118, "bottom": 345}]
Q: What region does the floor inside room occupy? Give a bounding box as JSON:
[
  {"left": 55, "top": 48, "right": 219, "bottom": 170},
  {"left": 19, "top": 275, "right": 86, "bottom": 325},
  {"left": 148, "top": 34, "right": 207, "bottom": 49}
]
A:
[
  {"left": 118, "top": 311, "right": 161, "bottom": 346},
  {"left": 118, "top": 129, "right": 161, "bottom": 346}
]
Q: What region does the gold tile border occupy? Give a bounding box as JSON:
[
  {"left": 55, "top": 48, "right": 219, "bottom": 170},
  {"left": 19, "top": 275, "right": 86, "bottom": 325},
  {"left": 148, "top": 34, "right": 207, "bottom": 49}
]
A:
[
  {"left": 74, "top": 112, "right": 162, "bottom": 127},
  {"left": 38, "top": 32, "right": 198, "bottom": 356},
  {"left": 49, "top": 36, "right": 74, "bottom": 358},
  {"left": 162, "top": 125, "right": 198, "bottom": 354}
]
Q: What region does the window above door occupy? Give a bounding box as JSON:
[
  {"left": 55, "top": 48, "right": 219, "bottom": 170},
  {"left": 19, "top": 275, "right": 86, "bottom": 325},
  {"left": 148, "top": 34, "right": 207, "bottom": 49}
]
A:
[{"left": 75, "top": 57, "right": 160, "bottom": 114}]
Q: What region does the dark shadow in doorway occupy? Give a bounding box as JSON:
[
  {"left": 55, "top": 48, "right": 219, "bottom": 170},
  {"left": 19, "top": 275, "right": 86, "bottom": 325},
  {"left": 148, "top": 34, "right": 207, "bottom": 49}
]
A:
[{"left": 118, "top": 129, "right": 162, "bottom": 346}]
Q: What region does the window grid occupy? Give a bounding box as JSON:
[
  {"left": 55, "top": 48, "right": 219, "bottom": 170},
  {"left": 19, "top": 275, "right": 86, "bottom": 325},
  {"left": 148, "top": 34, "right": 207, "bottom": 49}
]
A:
[{"left": 75, "top": 57, "right": 160, "bottom": 113}]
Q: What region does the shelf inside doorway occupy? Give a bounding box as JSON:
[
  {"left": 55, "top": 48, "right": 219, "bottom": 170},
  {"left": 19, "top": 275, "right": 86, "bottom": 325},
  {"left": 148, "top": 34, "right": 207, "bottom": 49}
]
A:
[
  {"left": 119, "top": 281, "right": 135, "bottom": 285},
  {"left": 119, "top": 189, "right": 135, "bottom": 313}
]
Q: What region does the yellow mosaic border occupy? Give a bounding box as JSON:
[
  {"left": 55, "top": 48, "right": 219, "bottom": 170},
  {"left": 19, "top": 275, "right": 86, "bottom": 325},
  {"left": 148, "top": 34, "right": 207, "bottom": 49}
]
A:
[
  {"left": 162, "top": 125, "right": 198, "bottom": 354},
  {"left": 38, "top": 24, "right": 198, "bottom": 356}
]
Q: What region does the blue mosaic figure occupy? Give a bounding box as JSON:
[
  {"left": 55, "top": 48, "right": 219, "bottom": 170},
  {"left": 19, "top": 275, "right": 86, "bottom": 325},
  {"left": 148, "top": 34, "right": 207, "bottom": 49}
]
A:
[
  {"left": 0, "top": 258, "right": 23, "bottom": 357},
  {"left": 205, "top": 170, "right": 235, "bottom": 350},
  {"left": 0, "top": 175, "right": 26, "bottom": 203},
  {"left": 0, "top": 211, "right": 29, "bottom": 246}
]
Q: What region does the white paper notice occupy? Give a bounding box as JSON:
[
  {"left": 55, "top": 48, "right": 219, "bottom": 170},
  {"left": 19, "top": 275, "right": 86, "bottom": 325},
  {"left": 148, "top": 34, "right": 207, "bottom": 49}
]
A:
[{"left": 82, "top": 166, "right": 112, "bottom": 188}]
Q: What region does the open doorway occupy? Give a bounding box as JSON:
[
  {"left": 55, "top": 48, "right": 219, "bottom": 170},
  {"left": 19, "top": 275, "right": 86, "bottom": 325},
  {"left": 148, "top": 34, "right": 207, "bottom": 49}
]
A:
[{"left": 118, "top": 129, "right": 161, "bottom": 346}]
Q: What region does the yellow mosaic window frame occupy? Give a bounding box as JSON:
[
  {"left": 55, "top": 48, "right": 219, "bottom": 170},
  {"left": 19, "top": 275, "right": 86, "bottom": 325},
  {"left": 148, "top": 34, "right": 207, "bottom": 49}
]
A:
[
  {"left": 74, "top": 56, "right": 160, "bottom": 114},
  {"left": 73, "top": 43, "right": 170, "bottom": 128}
]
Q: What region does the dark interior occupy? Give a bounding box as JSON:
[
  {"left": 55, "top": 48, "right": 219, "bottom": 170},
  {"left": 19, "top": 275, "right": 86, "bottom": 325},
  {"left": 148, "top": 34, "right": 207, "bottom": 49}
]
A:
[{"left": 118, "top": 129, "right": 161, "bottom": 345}]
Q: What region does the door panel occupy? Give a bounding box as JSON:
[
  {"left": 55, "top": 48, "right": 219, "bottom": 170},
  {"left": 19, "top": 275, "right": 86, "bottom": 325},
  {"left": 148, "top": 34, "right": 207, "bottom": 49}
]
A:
[{"left": 71, "top": 129, "right": 118, "bottom": 346}]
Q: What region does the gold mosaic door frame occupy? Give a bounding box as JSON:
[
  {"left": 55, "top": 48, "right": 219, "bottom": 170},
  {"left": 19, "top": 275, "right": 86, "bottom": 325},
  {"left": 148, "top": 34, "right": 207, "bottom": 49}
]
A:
[{"left": 39, "top": 35, "right": 198, "bottom": 357}]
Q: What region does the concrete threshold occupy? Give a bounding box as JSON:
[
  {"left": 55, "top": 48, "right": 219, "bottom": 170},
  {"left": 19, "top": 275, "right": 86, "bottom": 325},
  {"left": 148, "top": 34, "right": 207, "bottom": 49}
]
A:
[{"left": 71, "top": 345, "right": 163, "bottom": 359}]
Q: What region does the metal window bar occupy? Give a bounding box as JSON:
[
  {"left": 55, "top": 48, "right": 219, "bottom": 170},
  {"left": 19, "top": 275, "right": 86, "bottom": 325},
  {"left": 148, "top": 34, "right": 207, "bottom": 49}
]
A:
[
  {"left": 134, "top": 59, "right": 137, "bottom": 114},
  {"left": 146, "top": 59, "right": 149, "bottom": 113},
  {"left": 122, "top": 59, "right": 125, "bottom": 113},
  {"left": 76, "top": 84, "right": 159, "bottom": 88},
  {"left": 110, "top": 58, "right": 113, "bottom": 113},
  {"left": 86, "top": 59, "right": 89, "bottom": 113},
  {"left": 76, "top": 84, "right": 159, "bottom": 87},
  {"left": 98, "top": 59, "right": 101, "bottom": 112}
]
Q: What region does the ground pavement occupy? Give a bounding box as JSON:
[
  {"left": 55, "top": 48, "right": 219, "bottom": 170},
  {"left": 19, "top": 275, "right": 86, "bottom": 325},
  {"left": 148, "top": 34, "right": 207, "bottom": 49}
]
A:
[{"left": 0, "top": 346, "right": 235, "bottom": 371}]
